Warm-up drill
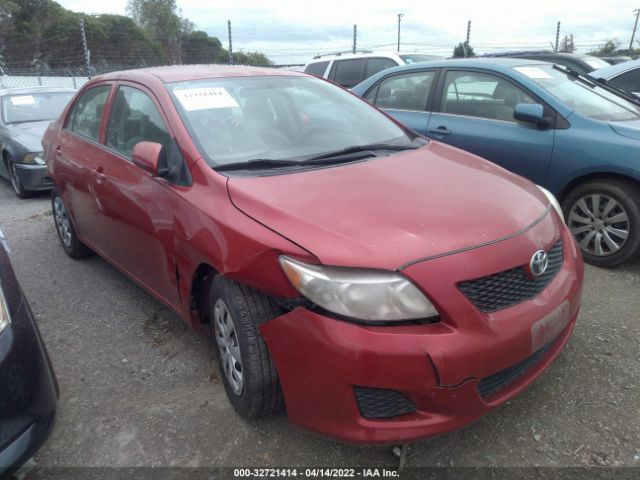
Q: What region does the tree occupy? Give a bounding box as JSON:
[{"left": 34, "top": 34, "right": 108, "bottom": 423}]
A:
[
  {"left": 181, "top": 30, "right": 227, "bottom": 64},
  {"left": 233, "top": 51, "right": 272, "bottom": 66},
  {"left": 126, "top": 0, "right": 183, "bottom": 63},
  {"left": 452, "top": 41, "right": 475, "bottom": 58},
  {"left": 589, "top": 39, "right": 620, "bottom": 57}
]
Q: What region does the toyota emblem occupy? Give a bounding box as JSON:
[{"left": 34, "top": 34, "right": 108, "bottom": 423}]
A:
[{"left": 530, "top": 250, "right": 549, "bottom": 277}]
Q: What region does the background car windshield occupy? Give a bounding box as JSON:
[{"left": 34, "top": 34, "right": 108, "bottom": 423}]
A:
[
  {"left": 167, "top": 76, "right": 413, "bottom": 166},
  {"left": 2, "top": 92, "right": 73, "bottom": 124},
  {"left": 517, "top": 65, "right": 640, "bottom": 121},
  {"left": 400, "top": 54, "right": 439, "bottom": 64}
]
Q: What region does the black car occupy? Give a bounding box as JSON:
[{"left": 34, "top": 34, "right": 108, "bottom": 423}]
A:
[
  {"left": 0, "top": 230, "right": 57, "bottom": 477},
  {"left": 0, "top": 87, "right": 75, "bottom": 198},
  {"left": 481, "top": 50, "right": 611, "bottom": 73}
]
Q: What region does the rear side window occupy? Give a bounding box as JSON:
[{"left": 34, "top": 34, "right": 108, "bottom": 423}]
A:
[
  {"left": 371, "top": 71, "right": 436, "bottom": 111},
  {"left": 106, "top": 86, "right": 171, "bottom": 159},
  {"left": 69, "top": 85, "right": 111, "bottom": 141},
  {"left": 330, "top": 59, "right": 366, "bottom": 88},
  {"left": 304, "top": 61, "right": 330, "bottom": 76},
  {"left": 365, "top": 58, "right": 398, "bottom": 79},
  {"left": 611, "top": 69, "right": 640, "bottom": 93}
]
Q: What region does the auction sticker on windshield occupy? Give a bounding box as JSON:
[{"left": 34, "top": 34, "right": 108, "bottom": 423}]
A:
[
  {"left": 514, "top": 67, "right": 553, "bottom": 79},
  {"left": 10, "top": 95, "right": 35, "bottom": 105},
  {"left": 174, "top": 87, "right": 239, "bottom": 111}
]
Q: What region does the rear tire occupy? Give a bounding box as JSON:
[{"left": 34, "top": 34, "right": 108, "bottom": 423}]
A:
[
  {"left": 52, "top": 189, "right": 92, "bottom": 259},
  {"left": 562, "top": 179, "right": 640, "bottom": 267},
  {"left": 209, "top": 275, "right": 285, "bottom": 418}
]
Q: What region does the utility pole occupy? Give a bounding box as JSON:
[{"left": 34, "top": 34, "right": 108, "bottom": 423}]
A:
[
  {"left": 227, "top": 20, "right": 233, "bottom": 65},
  {"left": 397, "top": 13, "right": 404, "bottom": 52},
  {"left": 80, "top": 18, "right": 91, "bottom": 76},
  {"left": 554, "top": 21, "right": 561, "bottom": 52},
  {"left": 630, "top": 9, "right": 640, "bottom": 50},
  {"left": 353, "top": 24, "right": 357, "bottom": 54},
  {"left": 466, "top": 20, "right": 471, "bottom": 45}
]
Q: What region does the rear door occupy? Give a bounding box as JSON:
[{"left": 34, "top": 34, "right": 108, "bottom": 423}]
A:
[
  {"left": 426, "top": 69, "right": 555, "bottom": 185},
  {"left": 54, "top": 84, "right": 113, "bottom": 245},
  {"left": 363, "top": 69, "right": 439, "bottom": 134}
]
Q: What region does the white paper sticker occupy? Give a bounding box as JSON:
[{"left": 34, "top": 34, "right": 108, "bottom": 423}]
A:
[
  {"left": 174, "top": 87, "right": 239, "bottom": 111},
  {"left": 514, "top": 67, "right": 553, "bottom": 79},
  {"left": 10, "top": 95, "right": 35, "bottom": 106}
]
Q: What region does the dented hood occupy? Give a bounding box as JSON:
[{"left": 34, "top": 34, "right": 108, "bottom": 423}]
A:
[{"left": 227, "top": 142, "right": 550, "bottom": 270}]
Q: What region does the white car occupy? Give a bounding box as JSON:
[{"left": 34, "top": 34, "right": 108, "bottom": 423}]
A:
[{"left": 304, "top": 51, "right": 443, "bottom": 88}]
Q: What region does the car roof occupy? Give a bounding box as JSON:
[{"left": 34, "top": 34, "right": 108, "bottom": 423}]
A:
[
  {"left": 366, "top": 57, "right": 552, "bottom": 71},
  {"left": 0, "top": 86, "right": 76, "bottom": 96},
  {"left": 591, "top": 58, "right": 640, "bottom": 79},
  {"left": 305, "top": 52, "right": 401, "bottom": 65},
  {"left": 92, "top": 64, "right": 306, "bottom": 83}
]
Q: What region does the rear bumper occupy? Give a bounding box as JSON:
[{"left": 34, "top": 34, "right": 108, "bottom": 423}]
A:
[
  {"left": 261, "top": 218, "right": 584, "bottom": 445},
  {"left": 13, "top": 164, "right": 53, "bottom": 192}
]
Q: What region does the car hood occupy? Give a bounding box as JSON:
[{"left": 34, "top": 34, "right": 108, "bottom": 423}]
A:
[
  {"left": 4, "top": 120, "right": 51, "bottom": 152},
  {"left": 609, "top": 119, "right": 640, "bottom": 141},
  {"left": 227, "top": 142, "right": 550, "bottom": 270}
]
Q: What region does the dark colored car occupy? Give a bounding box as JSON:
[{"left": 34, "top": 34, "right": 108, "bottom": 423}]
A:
[
  {"left": 592, "top": 59, "right": 640, "bottom": 97},
  {"left": 43, "top": 65, "right": 582, "bottom": 444},
  {"left": 0, "top": 87, "right": 75, "bottom": 198},
  {"left": 481, "top": 51, "right": 610, "bottom": 74},
  {"left": 0, "top": 230, "right": 58, "bottom": 477},
  {"left": 352, "top": 58, "right": 640, "bottom": 267}
]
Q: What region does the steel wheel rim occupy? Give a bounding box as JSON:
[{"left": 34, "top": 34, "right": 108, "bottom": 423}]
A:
[
  {"left": 568, "top": 193, "right": 629, "bottom": 257},
  {"left": 213, "top": 299, "right": 243, "bottom": 396},
  {"left": 9, "top": 162, "right": 21, "bottom": 194},
  {"left": 53, "top": 197, "right": 72, "bottom": 248}
]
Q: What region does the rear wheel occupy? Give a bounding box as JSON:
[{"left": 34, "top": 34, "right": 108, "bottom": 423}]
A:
[
  {"left": 6, "top": 156, "right": 30, "bottom": 199},
  {"left": 209, "top": 275, "right": 285, "bottom": 418},
  {"left": 562, "top": 179, "right": 640, "bottom": 267},
  {"left": 52, "top": 189, "right": 92, "bottom": 259}
]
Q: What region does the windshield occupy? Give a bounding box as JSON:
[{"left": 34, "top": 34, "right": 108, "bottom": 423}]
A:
[
  {"left": 514, "top": 64, "right": 640, "bottom": 121},
  {"left": 166, "top": 75, "right": 415, "bottom": 167},
  {"left": 1, "top": 92, "right": 74, "bottom": 124},
  {"left": 400, "top": 54, "right": 440, "bottom": 64}
]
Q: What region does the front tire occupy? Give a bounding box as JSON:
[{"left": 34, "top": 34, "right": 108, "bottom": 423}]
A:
[
  {"left": 6, "top": 156, "right": 30, "bottom": 199},
  {"left": 52, "top": 189, "right": 92, "bottom": 259},
  {"left": 209, "top": 275, "right": 285, "bottom": 418},
  {"left": 562, "top": 179, "right": 640, "bottom": 267}
]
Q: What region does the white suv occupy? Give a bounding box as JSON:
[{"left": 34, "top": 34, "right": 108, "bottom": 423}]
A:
[{"left": 304, "top": 51, "right": 443, "bottom": 88}]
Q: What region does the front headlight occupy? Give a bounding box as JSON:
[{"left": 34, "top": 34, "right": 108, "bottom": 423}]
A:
[
  {"left": 279, "top": 256, "right": 439, "bottom": 322},
  {"left": 537, "top": 186, "right": 565, "bottom": 225},
  {"left": 0, "top": 286, "right": 10, "bottom": 334},
  {"left": 23, "top": 152, "right": 45, "bottom": 165}
]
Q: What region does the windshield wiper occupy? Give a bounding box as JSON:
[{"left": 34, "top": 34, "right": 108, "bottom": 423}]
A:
[
  {"left": 214, "top": 143, "right": 421, "bottom": 172},
  {"left": 552, "top": 64, "right": 640, "bottom": 106}
]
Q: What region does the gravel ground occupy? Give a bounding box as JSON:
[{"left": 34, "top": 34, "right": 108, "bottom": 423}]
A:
[{"left": 0, "top": 179, "right": 639, "bottom": 473}]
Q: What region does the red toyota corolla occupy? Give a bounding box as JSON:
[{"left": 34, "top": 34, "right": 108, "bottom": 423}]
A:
[{"left": 42, "top": 66, "right": 583, "bottom": 444}]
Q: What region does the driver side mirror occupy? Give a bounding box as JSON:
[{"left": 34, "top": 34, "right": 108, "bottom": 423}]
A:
[
  {"left": 513, "top": 103, "right": 547, "bottom": 127},
  {"left": 132, "top": 141, "right": 163, "bottom": 176}
]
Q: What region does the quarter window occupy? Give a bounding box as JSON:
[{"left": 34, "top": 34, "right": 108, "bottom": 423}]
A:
[
  {"left": 372, "top": 71, "right": 435, "bottom": 111},
  {"left": 365, "top": 58, "right": 398, "bottom": 79},
  {"left": 331, "top": 59, "right": 366, "bottom": 88},
  {"left": 69, "top": 85, "right": 111, "bottom": 141},
  {"left": 304, "top": 61, "right": 330, "bottom": 76},
  {"left": 442, "top": 71, "right": 536, "bottom": 122},
  {"left": 106, "top": 86, "right": 171, "bottom": 159}
]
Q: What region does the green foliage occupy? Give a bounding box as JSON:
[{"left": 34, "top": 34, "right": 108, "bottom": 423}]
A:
[
  {"left": 452, "top": 42, "right": 475, "bottom": 58},
  {"left": 233, "top": 51, "right": 273, "bottom": 66},
  {"left": 589, "top": 39, "right": 620, "bottom": 57}
]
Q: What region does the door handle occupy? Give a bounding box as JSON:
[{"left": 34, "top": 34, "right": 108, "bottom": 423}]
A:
[
  {"left": 428, "top": 126, "right": 452, "bottom": 136},
  {"left": 93, "top": 167, "right": 106, "bottom": 182},
  {"left": 54, "top": 145, "right": 62, "bottom": 155}
]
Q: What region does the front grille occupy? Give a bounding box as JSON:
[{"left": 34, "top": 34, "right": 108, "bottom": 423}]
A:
[
  {"left": 478, "top": 343, "right": 552, "bottom": 398},
  {"left": 458, "top": 239, "right": 563, "bottom": 313},
  {"left": 354, "top": 386, "right": 417, "bottom": 419},
  {"left": 0, "top": 415, "right": 33, "bottom": 449}
]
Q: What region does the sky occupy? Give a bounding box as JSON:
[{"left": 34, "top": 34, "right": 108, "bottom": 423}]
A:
[{"left": 57, "top": 0, "right": 639, "bottom": 63}]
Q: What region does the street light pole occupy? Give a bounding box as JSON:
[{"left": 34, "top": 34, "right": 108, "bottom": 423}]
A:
[{"left": 397, "top": 13, "right": 404, "bottom": 52}]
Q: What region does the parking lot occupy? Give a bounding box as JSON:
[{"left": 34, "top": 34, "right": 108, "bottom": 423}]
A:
[{"left": 1, "top": 178, "right": 639, "bottom": 470}]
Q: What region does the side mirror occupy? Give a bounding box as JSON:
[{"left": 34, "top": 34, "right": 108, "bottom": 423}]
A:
[
  {"left": 132, "top": 141, "right": 163, "bottom": 175},
  {"left": 513, "top": 103, "right": 546, "bottom": 127}
]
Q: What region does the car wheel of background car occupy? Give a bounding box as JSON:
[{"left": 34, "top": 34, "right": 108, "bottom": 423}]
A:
[
  {"left": 5, "top": 156, "right": 30, "bottom": 199},
  {"left": 562, "top": 179, "right": 640, "bottom": 267},
  {"left": 209, "top": 275, "right": 285, "bottom": 418},
  {"left": 51, "top": 189, "right": 92, "bottom": 259}
]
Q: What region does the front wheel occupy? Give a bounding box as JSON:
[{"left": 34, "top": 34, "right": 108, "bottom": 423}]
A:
[
  {"left": 562, "top": 179, "right": 640, "bottom": 267},
  {"left": 209, "top": 275, "right": 285, "bottom": 418},
  {"left": 6, "top": 157, "right": 30, "bottom": 199}
]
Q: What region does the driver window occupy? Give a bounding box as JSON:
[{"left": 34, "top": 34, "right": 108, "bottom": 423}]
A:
[{"left": 106, "top": 86, "right": 171, "bottom": 159}]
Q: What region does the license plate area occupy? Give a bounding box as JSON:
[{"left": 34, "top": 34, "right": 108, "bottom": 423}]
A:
[{"left": 530, "top": 300, "right": 571, "bottom": 353}]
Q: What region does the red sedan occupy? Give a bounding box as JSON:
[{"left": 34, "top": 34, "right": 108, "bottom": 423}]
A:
[{"left": 42, "top": 66, "right": 583, "bottom": 444}]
